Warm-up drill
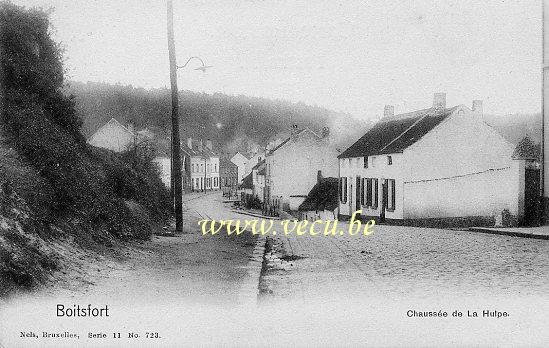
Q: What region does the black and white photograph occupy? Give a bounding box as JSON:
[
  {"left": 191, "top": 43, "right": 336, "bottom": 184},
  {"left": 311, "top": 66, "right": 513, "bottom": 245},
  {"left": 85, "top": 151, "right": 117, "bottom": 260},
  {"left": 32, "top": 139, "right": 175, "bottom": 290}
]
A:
[{"left": 0, "top": 0, "right": 548, "bottom": 346}]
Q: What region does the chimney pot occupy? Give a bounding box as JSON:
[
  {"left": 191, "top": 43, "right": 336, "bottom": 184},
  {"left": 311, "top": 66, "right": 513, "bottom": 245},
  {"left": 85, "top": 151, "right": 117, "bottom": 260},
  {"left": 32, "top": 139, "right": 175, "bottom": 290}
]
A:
[
  {"left": 472, "top": 100, "right": 483, "bottom": 114},
  {"left": 321, "top": 127, "right": 330, "bottom": 138},
  {"left": 384, "top": 105, "right": 394, "bottom": 118},
  {"left": 317, "top": 170, "right": 323, "bottom": 184},
  {"left": 433, "top": 93, "right": 446, "bottom": 109},
  {"left": 291, "top": 124, "right": 299, "bottom": 137}
]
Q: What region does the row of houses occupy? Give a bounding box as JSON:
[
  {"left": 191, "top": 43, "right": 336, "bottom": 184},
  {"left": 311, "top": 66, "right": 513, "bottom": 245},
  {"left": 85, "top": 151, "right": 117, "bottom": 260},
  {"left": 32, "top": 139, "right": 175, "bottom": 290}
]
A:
[
  {"left": 86, "top": 118, "right": 239, "bottom": 193},
  {"left": 247, "top": 93, "right": 538, "bottom": 227}
]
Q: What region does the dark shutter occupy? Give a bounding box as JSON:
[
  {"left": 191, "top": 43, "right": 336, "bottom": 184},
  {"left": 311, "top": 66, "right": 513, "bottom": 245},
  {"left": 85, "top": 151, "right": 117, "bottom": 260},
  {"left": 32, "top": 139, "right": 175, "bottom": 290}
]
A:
[
  {"left": 366, "top": 178, "right": 372, "bottom": 206},
  {"left": 372, "top": 179, "right": 378, "bottom": 209},
  {"left": 390, "top": 179, "right": 396, "bottom": 210}
]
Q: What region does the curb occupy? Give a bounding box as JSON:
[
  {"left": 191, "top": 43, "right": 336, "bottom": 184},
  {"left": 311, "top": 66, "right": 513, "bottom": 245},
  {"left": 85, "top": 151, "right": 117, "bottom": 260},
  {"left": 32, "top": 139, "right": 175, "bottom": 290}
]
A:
[
  {"left": 230, "top": 209, "right": 281, "bottom": 220},
  {"left": 238, "top": 233, "right": 267, "bottom": 306},
  {"left": 468, "top": 227, "right": 549, "bottom": 240}
]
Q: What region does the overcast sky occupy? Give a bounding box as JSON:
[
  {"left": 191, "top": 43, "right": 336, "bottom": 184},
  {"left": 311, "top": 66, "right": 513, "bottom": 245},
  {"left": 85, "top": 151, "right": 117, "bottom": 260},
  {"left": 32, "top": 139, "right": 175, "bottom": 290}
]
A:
[{"left": 19, "top": 0, "right": 542, "bottom": 120}]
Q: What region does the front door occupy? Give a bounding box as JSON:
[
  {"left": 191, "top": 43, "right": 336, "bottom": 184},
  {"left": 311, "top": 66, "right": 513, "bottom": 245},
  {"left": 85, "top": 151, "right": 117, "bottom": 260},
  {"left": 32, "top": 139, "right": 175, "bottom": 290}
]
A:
[
  {"left": 355, "top": 176, "right": 361, "bottom": 214},
  {"left": 524, "top": 167, "right": 541, "bottom": 226},
  {"left": 380, "top": 179, "right": 388, "bottom": 223}
]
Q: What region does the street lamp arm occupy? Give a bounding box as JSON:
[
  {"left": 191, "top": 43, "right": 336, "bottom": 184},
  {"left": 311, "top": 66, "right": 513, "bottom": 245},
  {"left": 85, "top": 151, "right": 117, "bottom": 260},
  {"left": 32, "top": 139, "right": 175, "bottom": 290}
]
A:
[{"left": 177, "top": 56, "right": 206, "bottom": 69}]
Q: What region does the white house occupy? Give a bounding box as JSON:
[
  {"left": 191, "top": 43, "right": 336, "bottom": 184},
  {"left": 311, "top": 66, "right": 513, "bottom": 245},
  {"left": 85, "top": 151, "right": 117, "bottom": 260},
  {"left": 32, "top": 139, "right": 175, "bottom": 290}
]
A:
[
  {"left": 87, "top": 118, "right": 136, "bottom": 152},
  {"left": 184, "top": 138, "right": 220, "bottom": 192},
  {"left": 338, "top": 93, "right": 522, "bottom": 224},
  {"left": 265, "top": 126, "right": 339, "bottom": 211},
  {"left": 231, "top": 152, "right": 249, "bottom": 184}
]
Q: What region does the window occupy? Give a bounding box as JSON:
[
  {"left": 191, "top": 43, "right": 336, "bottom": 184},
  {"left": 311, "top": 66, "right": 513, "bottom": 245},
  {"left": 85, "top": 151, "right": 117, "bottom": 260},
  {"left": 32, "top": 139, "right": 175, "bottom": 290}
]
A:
[
  {"left": 339, "top": 177, "right": 348, "bottom": 203},
  {"left": 363, "top": 156, "right": 368, "bottom": 168},
  {"left": 371, "top": 157, "right": 376, "bottom": 167},
  {"left": 387, "top": 179, "right": 396, "bottom": 211},
  {"left": 387, "top": 156, "right": 392, "bottom": 165}
]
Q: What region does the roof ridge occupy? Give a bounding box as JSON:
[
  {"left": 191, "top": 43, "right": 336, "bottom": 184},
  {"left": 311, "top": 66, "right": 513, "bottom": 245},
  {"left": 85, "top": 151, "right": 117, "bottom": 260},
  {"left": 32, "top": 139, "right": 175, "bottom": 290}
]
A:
[{"left": 379, "top": 114, "right": 430, "bottom": 153}]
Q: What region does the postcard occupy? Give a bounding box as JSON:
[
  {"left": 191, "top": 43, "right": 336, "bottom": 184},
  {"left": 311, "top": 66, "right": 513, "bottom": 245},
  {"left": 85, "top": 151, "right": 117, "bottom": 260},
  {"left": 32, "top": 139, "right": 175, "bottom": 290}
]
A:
[{"left": 1, "top": 0, "right": 548, "bottom": 347}]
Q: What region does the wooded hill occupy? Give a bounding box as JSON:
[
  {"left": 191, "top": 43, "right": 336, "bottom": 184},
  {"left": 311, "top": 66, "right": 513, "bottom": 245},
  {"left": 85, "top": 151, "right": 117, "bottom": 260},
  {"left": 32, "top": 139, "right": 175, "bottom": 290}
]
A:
[{"left": 68, "top": 81, "right": 369, "bottom": 154}]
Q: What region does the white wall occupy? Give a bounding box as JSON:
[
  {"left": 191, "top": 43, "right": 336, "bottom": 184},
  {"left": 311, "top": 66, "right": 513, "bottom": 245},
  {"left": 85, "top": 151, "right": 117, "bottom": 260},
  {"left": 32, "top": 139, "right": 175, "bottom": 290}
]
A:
[
  {"left": 88, "top": 121, "right": 134, "bottom": 152},
  {"left": 402, "top": 107, "right": 516, "bottom": 219},
  {"left": 268, "top": 130, "right": 339, "bottom": 210},
  {"left": 338, "top": 106, "right": 519, "bottom": 221},
  {"left": 231, "top": 153, "right": 248, "bottom": 184},
  {"left": 339, "top": 153, "right": 404, "bottom": 219},
  {"left": 153, "top": 156, "right": 171, "bottom": 188},
  {"left": 403, "top": 167, "right": 515, "bottom": 219},
  {"left": 210, "top": 156, "right": 220, "bottom": 189}
]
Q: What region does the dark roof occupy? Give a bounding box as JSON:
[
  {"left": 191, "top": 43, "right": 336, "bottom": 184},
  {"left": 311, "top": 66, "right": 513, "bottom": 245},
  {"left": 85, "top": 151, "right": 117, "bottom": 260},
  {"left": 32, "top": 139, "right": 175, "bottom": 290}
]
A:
[
  {"left": 180, "top": 143, "right": 218, "bottom": 158},
  {"left": 220, "top": 157, "right": 238, "bottom": 169},
  {"left": 252, "top": 159, "right": 265, "bottom": 170},
  {"left": 338, "top": 106, "right": 458, "bottom": 158},
  {"left": 298, "top": 177, "right": 339, "bottom": 212},
  {"left": 513, "top": 136, "right": 540, "bottom": 160},
  {"left": 239, "top": 172, "right": 253, "bottom": 189},
  {"left": 267, "top": 129, "right": 306, "bottom": 155}
]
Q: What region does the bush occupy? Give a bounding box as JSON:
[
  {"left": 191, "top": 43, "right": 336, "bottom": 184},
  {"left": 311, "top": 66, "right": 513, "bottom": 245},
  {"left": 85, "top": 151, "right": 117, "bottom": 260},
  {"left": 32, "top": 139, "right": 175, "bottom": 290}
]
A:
[{"left": 0, "top": 3, "right": 171, "bottom": 240}]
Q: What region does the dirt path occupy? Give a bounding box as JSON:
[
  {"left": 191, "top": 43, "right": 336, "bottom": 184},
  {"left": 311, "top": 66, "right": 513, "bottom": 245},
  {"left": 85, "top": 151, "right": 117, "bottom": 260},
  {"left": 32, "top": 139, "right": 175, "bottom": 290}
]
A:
[{"left": 2, "top": 191, "right": 258, "bottom": 305}]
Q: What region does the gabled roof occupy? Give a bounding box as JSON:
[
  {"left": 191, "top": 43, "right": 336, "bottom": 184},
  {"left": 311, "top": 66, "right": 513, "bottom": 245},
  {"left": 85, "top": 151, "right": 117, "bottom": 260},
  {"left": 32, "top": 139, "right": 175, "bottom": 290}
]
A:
[
  {"left": 298, "top": 177, "right": 339, "bottom": 212},
  {"left": 180, "top": 143, "right": 219, "bottom": 158},
  {"left": 220, "top": 157, "right": 238, "bottom": 169},
  {"left": 88, "top": 118, "right": 135, "bottom": 142},
  {"left": 252, "top": 159, "right": 265, "bottom": 171},
  {"left": 338, "top": 106, "right": 459, "bottom": 159},
  {"left": 231, "top": 152, "right": 249, "bottom": 161},
  {"left": 239, "top": 172, "right": 253, "bottom": 189},
  {"left": 268, "top": 129, "right": 315, "bottom": 155}
]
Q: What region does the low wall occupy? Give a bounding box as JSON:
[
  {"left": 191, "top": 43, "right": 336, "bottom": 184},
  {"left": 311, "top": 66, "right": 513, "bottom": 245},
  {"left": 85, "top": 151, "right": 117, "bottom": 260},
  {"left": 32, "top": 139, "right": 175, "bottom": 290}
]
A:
[{"left": 403, "top": 165, "right": 519, "bottom": 220}]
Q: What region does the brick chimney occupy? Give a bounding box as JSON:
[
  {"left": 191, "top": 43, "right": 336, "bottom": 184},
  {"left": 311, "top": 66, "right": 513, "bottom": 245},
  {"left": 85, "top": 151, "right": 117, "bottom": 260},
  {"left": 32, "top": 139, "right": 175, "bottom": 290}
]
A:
[
  {"left": 205, "top": 139, "right": 213, "bottom": 150},
  {"left": 433, "top": 93, "right": 446, "bottom": 109},
  {"left": 317, "top": 170, "right": 323, "bottom": 184},
  {"left": 472, "top": 100, "right": 483, "bottom": 114},
  {"left": 187, "top": 137, "right": 193, "bottom": 149},
  {"left": 384, "top": 105, "right": 394, "bottom": 118}
]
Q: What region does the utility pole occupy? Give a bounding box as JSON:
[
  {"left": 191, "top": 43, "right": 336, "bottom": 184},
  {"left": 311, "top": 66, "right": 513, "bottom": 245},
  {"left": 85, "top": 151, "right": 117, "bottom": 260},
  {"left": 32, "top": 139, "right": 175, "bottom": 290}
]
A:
[
  {"left": 167, "top": 0, "right": 183, "bottom": 232},
  {"left": 540, "top": 0, "right": 549, "bottom": 225}
]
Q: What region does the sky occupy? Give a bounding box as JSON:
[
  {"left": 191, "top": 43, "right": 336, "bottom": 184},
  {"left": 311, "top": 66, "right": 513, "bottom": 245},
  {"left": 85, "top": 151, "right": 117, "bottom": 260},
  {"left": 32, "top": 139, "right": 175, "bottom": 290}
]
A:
[{"left": 17, "top": 0, "right": 542, "bottom": 120}]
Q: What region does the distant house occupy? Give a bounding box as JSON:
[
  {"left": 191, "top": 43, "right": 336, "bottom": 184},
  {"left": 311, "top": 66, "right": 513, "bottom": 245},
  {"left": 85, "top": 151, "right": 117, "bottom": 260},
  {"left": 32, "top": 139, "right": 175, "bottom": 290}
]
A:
[
  {"left": 265, "top": 126, "right": 339, "bottom": 212},
  {"left": 87, "top": 118, "right": 136, "bottom": 152},
  {"left": 230, "top": 152, "right": 249, "bottom": 184},
  {"left": 220, "top": 157, "right": 239, "bottom": 196},
  {"left": 338, "top": 93, "right": 523, "bottom": 224},
  {"left": 183, "top": 138, "right": 220, "bottom": 192},
  {"left": 298, "top": 175, "right": 339, "bottom": 221}
]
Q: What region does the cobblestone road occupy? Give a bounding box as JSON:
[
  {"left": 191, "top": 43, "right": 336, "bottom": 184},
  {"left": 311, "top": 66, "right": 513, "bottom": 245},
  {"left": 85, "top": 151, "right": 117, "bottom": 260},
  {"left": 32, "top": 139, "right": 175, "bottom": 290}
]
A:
[{"left": 260, "top": 222, "right": 549, "bottom": 303}]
